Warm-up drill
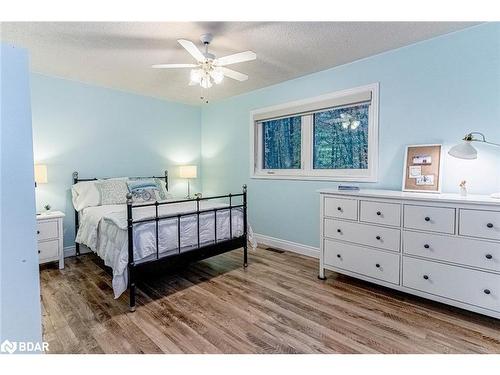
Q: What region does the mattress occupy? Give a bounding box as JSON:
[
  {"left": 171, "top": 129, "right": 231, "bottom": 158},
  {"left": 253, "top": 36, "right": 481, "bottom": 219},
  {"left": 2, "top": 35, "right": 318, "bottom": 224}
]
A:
[{"left": 76, "top": 200, "right": 254, "bottom": 298}]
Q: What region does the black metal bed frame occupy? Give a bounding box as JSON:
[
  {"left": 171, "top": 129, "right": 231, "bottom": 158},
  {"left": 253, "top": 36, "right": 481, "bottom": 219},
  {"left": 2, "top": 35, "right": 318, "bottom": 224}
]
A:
[{"left": 72, "top": 171, "right": 248, "bottom": 312}]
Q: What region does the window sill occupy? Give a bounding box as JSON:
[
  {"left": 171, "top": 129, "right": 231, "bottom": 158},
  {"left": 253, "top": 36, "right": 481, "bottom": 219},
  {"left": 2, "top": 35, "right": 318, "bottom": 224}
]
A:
[{"left": 251, "top": 173, "right": 377, "bottom": 182}]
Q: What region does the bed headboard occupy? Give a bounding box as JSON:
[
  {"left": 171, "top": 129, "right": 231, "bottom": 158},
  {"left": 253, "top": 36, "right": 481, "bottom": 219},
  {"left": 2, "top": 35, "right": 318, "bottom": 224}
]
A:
[{"left": 72, "top": 170, "right": 169, "bottom": 191}]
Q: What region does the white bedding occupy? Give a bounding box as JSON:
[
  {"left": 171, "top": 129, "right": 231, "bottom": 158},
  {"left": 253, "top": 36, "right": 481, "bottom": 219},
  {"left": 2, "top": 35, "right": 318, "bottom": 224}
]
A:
[{"left": 76, "top": 200, "right": 255, "bottom": 298}]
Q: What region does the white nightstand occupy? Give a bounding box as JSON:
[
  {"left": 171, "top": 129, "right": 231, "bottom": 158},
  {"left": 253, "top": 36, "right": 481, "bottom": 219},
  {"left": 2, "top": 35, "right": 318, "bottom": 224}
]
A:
[{"left": 36, "top": 211, "right": 65, "bottom": 269}]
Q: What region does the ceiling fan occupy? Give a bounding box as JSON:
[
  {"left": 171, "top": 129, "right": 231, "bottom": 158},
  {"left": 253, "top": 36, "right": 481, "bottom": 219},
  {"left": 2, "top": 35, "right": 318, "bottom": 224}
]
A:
[{"left": 152, "top": 33, "right": 256, "bottom": 90}]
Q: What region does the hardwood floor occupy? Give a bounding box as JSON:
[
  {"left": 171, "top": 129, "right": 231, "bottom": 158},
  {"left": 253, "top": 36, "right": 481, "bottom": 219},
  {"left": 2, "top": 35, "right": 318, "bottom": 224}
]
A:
[{"left": 40, "top": 247, "right": 500, "bottom": 354}]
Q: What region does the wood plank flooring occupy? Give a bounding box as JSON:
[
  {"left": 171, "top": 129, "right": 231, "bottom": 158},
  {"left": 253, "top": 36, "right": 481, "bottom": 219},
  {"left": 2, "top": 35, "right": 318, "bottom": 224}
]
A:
[{"left": 40, "top": 247, "right": 500, "bottom": 353}]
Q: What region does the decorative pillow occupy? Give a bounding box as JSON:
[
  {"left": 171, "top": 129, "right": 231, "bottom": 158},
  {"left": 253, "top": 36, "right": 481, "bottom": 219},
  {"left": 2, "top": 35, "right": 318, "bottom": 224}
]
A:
[
  {"left": 154, "top": 178, "right": 171, "bottom": 200},
  {"left": 71, "top": 180, "right": 101, "bottom": 211},
  {"left": 97, "top": 180, "right": 129, "bottom": 205},
  {"left": 129, "top": 177, "right": 171, "bottom": 201},
  {"left": 127, "top": 179, "right": 161, "bottom": 203}
]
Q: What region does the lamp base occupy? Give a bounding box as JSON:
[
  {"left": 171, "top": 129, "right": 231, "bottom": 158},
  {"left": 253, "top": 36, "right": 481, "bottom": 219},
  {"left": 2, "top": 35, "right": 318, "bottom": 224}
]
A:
[{"left": 490, "top": 192, "right": 500, "bottom": 199}]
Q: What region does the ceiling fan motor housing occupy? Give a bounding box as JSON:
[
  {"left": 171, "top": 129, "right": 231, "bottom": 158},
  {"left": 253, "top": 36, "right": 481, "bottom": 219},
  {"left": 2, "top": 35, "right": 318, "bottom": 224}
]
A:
[{"left": 200, "top": 33, "right": 214, "bottom": 45}]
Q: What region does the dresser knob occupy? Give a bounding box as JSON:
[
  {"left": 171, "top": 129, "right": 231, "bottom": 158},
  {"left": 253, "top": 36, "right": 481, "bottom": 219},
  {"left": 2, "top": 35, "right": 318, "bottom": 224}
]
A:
[
  {"left": 376, "top": 211, "right": 381, "bottom": 216},
  {"left": 376, "top": 236, "right": 381, "bottom": 240},
  {"left": 486, "top": 254, "right": 493, "bottom": 260},
  {"left": 38, "top": 250, "right": 41, "bottom": 254},
  {"left": 484, "top": 289, "right": 491, "bottom": 295},
  {"left": 375, "top": 263, "right": 380, "bottom": 268},
  {"left": 337, "top": 207, "right": 342, "bottom": 211},
  {"left": 424, "top": 217, "right": 430, "bottom": 222},
  {"left": 487, "top": 223, "right": 494, "bottom": 228},
  {"left": 337, "top": 229, "right": 342, "bottom": 233},
  {"left": 424, "top": 244, "right": 430, "bottom": 249},
  {"left": 337, "top": 254, "right": 341, "bottom": 258},
  {"left": 37, "top": 230, "right": 40, "bottom": 234},
  {"left": 423, "top": 275, "right": 429, "bottom": 280}
]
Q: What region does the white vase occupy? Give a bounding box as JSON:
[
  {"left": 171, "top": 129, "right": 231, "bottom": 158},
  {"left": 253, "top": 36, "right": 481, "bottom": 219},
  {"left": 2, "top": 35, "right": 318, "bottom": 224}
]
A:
[{"left": 460, "top": 187, "right": 467, "bottom": 197}]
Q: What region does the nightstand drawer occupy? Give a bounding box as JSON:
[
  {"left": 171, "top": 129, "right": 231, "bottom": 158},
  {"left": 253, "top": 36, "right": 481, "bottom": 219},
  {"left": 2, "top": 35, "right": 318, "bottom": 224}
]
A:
[
  {"left": 37, "top": 220, "right": 59, "bottom": 241},
  {"left": 459, "top": 209, "right": 500, "bottom": 241},
  {"left": 324, "top": 197, "right": 358, "bottom": 221},
  {"left": 404, "top": 205, "right": 455, "bottom": 234},
  {"left": 38, "top": 239, "right": 59, "bottom": 261}
]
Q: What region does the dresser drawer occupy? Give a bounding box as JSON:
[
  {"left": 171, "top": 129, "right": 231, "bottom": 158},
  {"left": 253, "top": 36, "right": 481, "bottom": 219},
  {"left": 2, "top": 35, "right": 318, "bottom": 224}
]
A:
[
  {"left": 360, "top": 200, "right": 401, "bottom": 227},
  {"left": 37, "top": 220, "right": 59, "bottom": 241},
  {"left": 404, "top": 205, "right": 455, "bottom": 234},
  {"left": 459, "top": 209, "right": 500, "bottom": 241},
  {"left": 38, "top": 239, "right": 59, "bottom": 261},
  {"left": 324, "top": 239, "right": 400, "bottom": 284},
  {"left": 403, "top": 231, "right": 500, "bottom": 272},
  {"left": 324, "top": 219, "right": 400, "bottom": 252},
  {"left": 403, "top": 257, "right": 500, "bottom": 312},
  {"left": 324, "top": 196, "right": 358, "bottom": 221}
]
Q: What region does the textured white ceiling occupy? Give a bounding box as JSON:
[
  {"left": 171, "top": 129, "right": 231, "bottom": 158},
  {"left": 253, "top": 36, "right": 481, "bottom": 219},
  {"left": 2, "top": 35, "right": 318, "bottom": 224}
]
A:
[{"left": 1, "top": 22, "right": 478, "bottom": 105}]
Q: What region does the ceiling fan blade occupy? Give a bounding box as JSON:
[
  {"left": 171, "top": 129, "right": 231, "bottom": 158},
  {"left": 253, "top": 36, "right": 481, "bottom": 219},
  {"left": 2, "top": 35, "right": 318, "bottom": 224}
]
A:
[
  {"left": 178, "top": 39, "right": 206, "bottom": 62},
  {"left": 220, "top": 67, "right": 248, "bottom": 81},
  {"left": 151, "top": 64, "right": 197, "bottom": 69},
  {"left": 216, "top": 51, "right": 256, "bottom": 66}
]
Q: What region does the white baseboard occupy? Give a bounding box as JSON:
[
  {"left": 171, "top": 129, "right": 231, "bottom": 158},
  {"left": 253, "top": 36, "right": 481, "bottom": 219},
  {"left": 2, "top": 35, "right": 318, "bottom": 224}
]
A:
[
  {"left": 64, "top": 245, "right": 91, "bottom": 258},
  {"left": 254, "top": 233, "right": 319, "bottom": 259}
]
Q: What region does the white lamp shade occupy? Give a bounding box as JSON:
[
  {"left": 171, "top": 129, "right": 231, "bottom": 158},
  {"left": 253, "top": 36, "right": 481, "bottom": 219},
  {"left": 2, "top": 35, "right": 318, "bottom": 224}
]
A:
[
  {"left": 179, "top": 165, "right": 197, "bottom": 179},
  {"left": 34, "top": 164, "right": 48, "bottom": 184},
  {"left": 448, "top": 141, "right": 477, "bottom": 160}
]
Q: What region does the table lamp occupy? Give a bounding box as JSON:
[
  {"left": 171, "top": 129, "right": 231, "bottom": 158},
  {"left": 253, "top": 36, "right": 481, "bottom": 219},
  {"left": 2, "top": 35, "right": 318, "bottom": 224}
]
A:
[
  {"left": 448, "top": 132, "right": 500, "bottom": 198},
  {"left": 34, "top": 164, "right": 48, "bottom": 187},
  {"left": 179, "top": 165, "right": 197, "bottom": 199}
]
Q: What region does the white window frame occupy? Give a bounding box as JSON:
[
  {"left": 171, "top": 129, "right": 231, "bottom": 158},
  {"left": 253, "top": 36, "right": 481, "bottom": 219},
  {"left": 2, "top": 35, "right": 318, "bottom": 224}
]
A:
[{"left": 250, "top": 83, "right": 379, "bottom": 182}]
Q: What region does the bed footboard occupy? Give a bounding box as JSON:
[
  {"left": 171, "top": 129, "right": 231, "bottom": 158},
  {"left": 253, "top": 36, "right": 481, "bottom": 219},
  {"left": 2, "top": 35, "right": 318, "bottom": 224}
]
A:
[{"left": 126, "top": 185, "right": 248, "bottom": 312}]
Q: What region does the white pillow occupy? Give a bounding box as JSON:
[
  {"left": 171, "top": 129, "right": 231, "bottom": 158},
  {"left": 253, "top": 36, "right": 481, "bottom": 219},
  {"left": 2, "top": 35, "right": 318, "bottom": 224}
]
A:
[{"left": 72, "top": 181, "right": 101, "bottom": 211}]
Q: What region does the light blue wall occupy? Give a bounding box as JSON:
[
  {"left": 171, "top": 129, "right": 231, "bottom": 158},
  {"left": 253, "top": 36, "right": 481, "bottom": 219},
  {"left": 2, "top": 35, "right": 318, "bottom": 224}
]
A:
[
  {"left": 31, "top": 75, "right": 202, "bottom": 247},
  {"left": 1, "top": 43, "right": 42, "bottom": 346},
  {"left": 201, "top": 23, "right": 500, "bottom": 248}
]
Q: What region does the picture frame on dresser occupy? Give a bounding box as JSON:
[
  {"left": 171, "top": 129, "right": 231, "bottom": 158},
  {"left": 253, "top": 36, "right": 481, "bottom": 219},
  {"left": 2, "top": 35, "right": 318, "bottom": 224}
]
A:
[{"left": 402, "top": 144, "right": 443, "bottom": 193}]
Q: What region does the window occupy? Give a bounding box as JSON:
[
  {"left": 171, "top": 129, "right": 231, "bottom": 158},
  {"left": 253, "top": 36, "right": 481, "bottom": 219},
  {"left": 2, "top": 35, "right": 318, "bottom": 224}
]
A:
[
  {"left": 251, "top": 84, "right": 378, "bottom": 181},
  {"left": 262, "top": 116, "right": 302, "bottom": 169},
  {"left": 313, "top": 104, "right": 369, "bottom": 170}
]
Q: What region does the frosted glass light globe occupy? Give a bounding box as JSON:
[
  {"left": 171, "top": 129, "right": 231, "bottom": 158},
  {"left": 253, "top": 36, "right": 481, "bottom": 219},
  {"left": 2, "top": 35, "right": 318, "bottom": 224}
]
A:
[{"left": 190, "top": 69, "right": 202, "bottom": 84}]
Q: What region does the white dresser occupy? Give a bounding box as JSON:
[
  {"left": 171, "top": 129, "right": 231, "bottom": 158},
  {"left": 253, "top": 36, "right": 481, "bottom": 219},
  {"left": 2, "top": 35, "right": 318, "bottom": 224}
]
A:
[
  {"left": 319, "top": 189, "right": 500, "bottom": 319},
  {"left": 36, "top": 211, "right": 65, "bottom": 269}
]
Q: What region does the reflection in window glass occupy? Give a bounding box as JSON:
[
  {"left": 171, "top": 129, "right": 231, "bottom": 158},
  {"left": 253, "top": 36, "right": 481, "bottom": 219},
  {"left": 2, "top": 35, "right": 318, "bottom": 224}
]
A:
[{"left": 313, "top": 104, "right": 369, "bottom": 169}]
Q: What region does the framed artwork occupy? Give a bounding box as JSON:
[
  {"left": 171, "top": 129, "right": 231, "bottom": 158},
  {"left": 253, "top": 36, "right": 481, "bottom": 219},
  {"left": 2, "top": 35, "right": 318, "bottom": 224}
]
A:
[{"left": 402, "top": 144, "right": 442, "bottom": 193}]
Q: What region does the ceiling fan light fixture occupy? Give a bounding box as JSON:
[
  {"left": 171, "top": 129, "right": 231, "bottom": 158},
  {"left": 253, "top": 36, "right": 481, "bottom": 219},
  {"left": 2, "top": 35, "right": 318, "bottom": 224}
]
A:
[
  {"left": 190, "top": 69, "right": 202, "bottom": 84},
  {"left": 200, "top": 75, "right": 212, "bottom": 89},
  {"left": 211, "top": 68, "right": 224, "bottom": 84}
]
